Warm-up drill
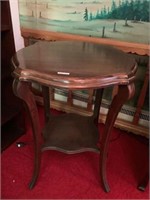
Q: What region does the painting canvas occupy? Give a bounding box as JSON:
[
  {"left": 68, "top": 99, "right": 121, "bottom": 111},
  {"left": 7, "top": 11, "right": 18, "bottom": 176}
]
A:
[{"left": 19, "top": 0, "right": 150, "bottom": 44}]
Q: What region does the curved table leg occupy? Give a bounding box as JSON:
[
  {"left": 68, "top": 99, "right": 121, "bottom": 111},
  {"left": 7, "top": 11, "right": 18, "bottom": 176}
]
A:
[
  {"left": 100, "top": 83, "right": 135, "bottom": 192},
  {"left": 13, "top": 79, "right": 42, "bottom": 189}
]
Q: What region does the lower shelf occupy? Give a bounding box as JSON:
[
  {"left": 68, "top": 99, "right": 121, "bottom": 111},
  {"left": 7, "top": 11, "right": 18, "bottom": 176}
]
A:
[{"left": 42, "top": 113, "right": 100, "bottom": 154}]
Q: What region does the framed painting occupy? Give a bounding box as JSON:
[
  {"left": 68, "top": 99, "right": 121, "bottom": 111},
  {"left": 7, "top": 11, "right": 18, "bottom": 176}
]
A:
[
  {"left": 18, "top": 0, "right": 150, "bottom": 54},
  {"left": 18, "top": 0, "right": 149, "bottom": 137},
  {"left": 19, "top": 0, "right": 150, "bottom": 44}
]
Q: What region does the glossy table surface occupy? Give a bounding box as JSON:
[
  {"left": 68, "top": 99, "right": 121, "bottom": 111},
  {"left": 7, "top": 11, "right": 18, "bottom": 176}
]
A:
[
  {"left": 12, "top": 41, "right": 137, "bottom": 89},
  {"left": 12, "top": 41, "right": 137, "bottom": 192}
]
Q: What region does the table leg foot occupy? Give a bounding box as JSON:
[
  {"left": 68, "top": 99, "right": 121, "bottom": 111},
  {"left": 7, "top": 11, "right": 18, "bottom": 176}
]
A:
[
  {"left": 13, "top": 79, "right": 42, "bottom": 189},
  {"left": 29, "top": 170, "right": 40, "bottom": 189},
  {"left": 100, "top": 83, "right": 135, "bottom": 192}
]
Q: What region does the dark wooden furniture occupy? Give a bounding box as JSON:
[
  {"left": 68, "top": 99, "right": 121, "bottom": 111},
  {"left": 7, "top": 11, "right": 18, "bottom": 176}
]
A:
[
  {"left": 1, "top": 0, "right": 25, "bottom": 151},
  {"left": 133, "top": 64, "right": 149, "bottom": 125},
  {"left": 12, "top": 41, "right": 137, "bottom": 192},
  {"left": 21, "top": 29, "right": 149, "bottom": 138}
]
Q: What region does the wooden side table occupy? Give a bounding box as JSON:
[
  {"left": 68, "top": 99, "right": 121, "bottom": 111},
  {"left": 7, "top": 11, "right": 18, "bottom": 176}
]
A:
[{"left": 12, "top": 41, "right": 137, "bottom": 192}]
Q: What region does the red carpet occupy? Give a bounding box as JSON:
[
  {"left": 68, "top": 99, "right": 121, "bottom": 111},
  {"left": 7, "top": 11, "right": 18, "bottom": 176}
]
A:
[{"left": 1, "top": 106, "right": 149, "bottom": 199}]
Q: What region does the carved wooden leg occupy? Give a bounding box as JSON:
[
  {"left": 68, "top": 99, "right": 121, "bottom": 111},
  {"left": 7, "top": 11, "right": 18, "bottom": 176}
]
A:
[
  {"left": 100, "top": 83, "right": 135, "bottom": 192},
  {"left": 93, "top": 89, "right": 104, "bottom": 125},
  {"left": 13, "top": 79, "right": 42, "bottom": 189},
  {"left": 133, "top": 66, "right": 149, "bottom": 125}
]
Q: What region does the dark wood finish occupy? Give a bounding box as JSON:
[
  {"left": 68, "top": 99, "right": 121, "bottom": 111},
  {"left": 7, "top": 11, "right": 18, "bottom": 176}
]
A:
[
  {"left": 100, "top": 83, "right": 135, "bottom": 192},
  {"left": 35, "top": 95, "right": 149, "bottom": 136},
  {"left": 12, "top": 41, "right": 137, "bottom": 88},
  {"left": 1, "top": 0, "right": 25, "bottom": 151},
  {"left": 133, "top": 64, "right": 149, "bottom": 125},
  {"left": 87, "top": 89, "right": 94, "bottom": 111},
  {"left": 93, "top": 89, "right": 104, "bottom": 125},
  {"left": 23, "top": 37, "right": 149, "bottom": 138},
  {"left": 12, "top": 41, "right": 137, "bottom": 192},
  {"left": 42, "top": 85, "right": 50, "bottom": 123},
  {"left": 42, "top": 114, "right": 100, "bottom": 154},
  {"left": 67, "top": 90, "right": 73, "bottom": 106},
  {"left": 13, "top": 79, "right": 42, "bottom": 189}
]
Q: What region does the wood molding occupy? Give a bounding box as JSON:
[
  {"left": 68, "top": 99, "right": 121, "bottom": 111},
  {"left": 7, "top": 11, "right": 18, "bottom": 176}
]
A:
[{"left": 21, "top": 28, "right": 149, "bottom": 56}]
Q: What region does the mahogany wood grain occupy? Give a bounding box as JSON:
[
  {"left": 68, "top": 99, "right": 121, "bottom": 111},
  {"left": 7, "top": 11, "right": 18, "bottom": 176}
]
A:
[
  {"left": 42, "top": 85, "right": 50, "bottom": 123},
  {"left": 22, "top": 31, "right": 149, "bottom": 137},
  {"left": 67, "top": 90, "right": 73, "bottom": 106},
  {"left": 87, "top": 89, "right": 95, "bottom": 111},
  {"left": 42, "top": 114, "right": 100, "bottom": 154},
  {"left": 12, "top": 41, "right": 137, "bottom": 192},
  {"left": 13, "top": 79, "right": 42, "bottom": 189},
  {"left": 35, "top": 95, "right": 149, "bottom": 137},
  {"left": 93, "top": 89, "right": 104, "bottom": 125},
  {"left": 12, "top": 41, "right": 137, "bottom": 89},
  {"left": 100, "top": 83, "right": 135, "bottom": 192},
  {"left": 133, "top": 64, "right": 149, "bottom": 125}
]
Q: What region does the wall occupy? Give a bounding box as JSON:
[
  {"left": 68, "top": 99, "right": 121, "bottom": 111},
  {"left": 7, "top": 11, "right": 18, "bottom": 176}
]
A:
[{"left": 9, "top": 0, "right": 24, "bottom": 51}]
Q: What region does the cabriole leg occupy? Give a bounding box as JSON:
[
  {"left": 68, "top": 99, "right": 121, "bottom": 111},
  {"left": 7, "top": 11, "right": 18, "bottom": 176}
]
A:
[
  {"left": 13, "top": 79, "right": 42, "bottom": 189},
  {"left": 100, "top": 83, "right": 135, "bottom": 192}
]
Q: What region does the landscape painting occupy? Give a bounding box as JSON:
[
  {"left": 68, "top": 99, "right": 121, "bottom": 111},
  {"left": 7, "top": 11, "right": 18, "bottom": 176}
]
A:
[{"left": 19, "top": 0, "right": 150, "bottom": 44}]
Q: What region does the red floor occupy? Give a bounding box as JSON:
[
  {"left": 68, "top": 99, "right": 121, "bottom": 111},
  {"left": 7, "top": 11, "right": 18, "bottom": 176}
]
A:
[{"left": 1, "top": 106, "right": 149, "bottom": 199}]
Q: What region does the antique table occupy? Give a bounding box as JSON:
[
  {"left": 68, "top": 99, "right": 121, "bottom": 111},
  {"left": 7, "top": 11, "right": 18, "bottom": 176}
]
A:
[{"left": 12, "top": 41, "right": 137, "bottom": 192}]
